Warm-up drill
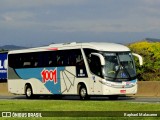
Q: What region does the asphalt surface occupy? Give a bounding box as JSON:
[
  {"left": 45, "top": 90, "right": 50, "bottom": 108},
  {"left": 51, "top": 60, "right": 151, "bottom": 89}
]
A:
[{"left": 0, "top": 95, "right": 160, "bottom": 102}]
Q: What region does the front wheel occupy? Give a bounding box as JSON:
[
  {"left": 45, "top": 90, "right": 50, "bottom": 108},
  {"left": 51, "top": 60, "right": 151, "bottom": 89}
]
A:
[
  {"left": 25, "top": 85, "right": 34, "bottom": 99},
  {"left": 79, "top": 86, "right": 89, "bottom": 100}
]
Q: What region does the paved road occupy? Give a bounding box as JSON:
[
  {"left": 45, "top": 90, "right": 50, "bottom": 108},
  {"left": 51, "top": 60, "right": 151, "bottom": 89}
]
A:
[{"left": 0, "top": 95, "right": 160, "bottom": 102}]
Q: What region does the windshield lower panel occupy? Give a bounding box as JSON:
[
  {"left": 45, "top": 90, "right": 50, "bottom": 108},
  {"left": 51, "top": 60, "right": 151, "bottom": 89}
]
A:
[{"left": 103, "top": 52, "right": 136, "bottom": 81}]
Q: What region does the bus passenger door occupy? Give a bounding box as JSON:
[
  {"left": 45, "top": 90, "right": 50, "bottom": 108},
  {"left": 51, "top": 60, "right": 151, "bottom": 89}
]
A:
[{"left": 90, "top": 54, "right": 103, "bottom": 95}]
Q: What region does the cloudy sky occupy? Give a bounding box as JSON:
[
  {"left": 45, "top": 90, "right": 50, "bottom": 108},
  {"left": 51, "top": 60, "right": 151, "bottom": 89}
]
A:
[{"left": 0, "top": 0, "right": 160, "bottom": 47}]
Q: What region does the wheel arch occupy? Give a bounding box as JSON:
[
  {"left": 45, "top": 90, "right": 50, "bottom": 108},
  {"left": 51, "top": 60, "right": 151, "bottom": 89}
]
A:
[{"left": 77, "top": 82, "right": 87, "bottom": 95}]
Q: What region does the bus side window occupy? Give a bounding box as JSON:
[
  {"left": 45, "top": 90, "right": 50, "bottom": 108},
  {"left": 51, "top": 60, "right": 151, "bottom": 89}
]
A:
[
  {"left": 22, "top": 54, "right": 31, "bottom": 68},
  {"left": 69, "top": 51, "right": 76, "bottom": 66},
  {"left": 83, "top": 48, "right": 98, "bottom": 65},
  {"left": 76, "top": 55, "right": 84, "bottom": 66},
  {"left": 75, "top": 49, "right": 88, "bottom": 77},
  {"left": 90, "top": 55, "right": 102, "bottom": 77},
  {"left": 9, "top": 54, "right": 23, "bottom": 68},
  {"left": 48, "top": 52, "right": 57, "bottom": 67},
  {"left": 56, "top": 50, "right": 77, "bottom": 66},
  {"left": 23, "top": 62, "right": 31, "bottom": 67},
  {"left": 57, "top": 53, "right": 63, "bottom": 66}
]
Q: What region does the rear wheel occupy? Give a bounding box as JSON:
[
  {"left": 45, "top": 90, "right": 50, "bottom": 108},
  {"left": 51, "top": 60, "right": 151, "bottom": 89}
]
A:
[
  {"left": 25, "top": 85, "right": 34, "bottom": 99},
  {"left": 79, "top": 86, "right": 89, "bottom": 100}
]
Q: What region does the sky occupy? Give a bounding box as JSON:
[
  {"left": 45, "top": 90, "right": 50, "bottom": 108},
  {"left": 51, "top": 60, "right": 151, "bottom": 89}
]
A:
[{"left": 1, "top": 0, "right": 160, "bottom": 47}]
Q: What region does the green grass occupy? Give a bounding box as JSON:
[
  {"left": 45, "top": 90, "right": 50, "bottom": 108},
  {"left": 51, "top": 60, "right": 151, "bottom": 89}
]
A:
[
  {"left": 0, "top": 100, "right": 160, "bottom": 119},
  {"left": 0, "top": 100, "right": 160, "bottom": 111}
]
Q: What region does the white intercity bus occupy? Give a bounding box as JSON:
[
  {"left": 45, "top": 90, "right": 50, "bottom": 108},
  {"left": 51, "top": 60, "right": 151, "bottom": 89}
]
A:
[{"left": 7, "top": 42, "right": 143, "bottom": 99}]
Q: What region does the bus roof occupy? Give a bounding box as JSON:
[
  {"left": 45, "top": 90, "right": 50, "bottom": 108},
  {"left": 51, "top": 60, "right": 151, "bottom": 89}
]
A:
[
  {"left": 8, "top": 42, "right": 130, "bottom": 54},
  {"left": 82, "top": 42, "right": 130, "bottom": 52}
]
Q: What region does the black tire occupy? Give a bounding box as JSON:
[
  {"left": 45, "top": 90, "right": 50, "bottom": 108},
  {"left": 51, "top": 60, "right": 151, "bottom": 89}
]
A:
[
  {"left": 25, "top": 85, "right": 34, "bottom": 99},
  {"left": 108, "top": 95, "right": 119, "bottom": 100},
  {"left": 79, "top": 85, "right": 89, "bottom": 100}
]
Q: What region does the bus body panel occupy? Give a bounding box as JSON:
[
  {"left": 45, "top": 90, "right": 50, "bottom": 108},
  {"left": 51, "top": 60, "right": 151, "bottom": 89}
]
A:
[
  {"left": 101, "top": 80, "right": 137, "bottom": 95},
  {"left": 8, "top": 79, "right": 51, "bottom": 95},
  {"left": 8, "top": 66, "right": 94, "bottom": 95},
  {"left": 7, "top": 42, "right": 138, "bottom": 97}
]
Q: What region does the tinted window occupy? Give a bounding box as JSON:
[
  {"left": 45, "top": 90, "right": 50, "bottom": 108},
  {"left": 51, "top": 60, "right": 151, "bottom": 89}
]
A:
[{"left": 8, "top": 49, "right": 84, "bottom": 68}]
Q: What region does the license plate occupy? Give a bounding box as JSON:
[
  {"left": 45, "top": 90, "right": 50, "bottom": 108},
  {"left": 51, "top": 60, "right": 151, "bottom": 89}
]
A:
[{"left": 120, "top": 90, "right": 126, "bottom": 93}]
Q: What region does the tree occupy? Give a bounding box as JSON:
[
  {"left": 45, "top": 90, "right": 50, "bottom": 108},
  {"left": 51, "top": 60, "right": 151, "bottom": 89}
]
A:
[{"left": 128, "top": 41, "right": 160, "bottom": 81}]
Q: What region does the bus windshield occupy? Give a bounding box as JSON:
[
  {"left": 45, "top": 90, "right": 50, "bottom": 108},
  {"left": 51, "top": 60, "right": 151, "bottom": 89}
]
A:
[{"left": 103, "top": 52, "right": 136, "bottom": 81}]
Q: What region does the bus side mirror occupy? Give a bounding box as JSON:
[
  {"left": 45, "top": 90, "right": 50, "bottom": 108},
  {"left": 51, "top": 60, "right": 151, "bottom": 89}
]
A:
[
  {"left": 132, "top": 53, "right": 143, "bottom": 66},
  {"left": 91, "top": 53, "right": 105, "bottom": 66}
]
